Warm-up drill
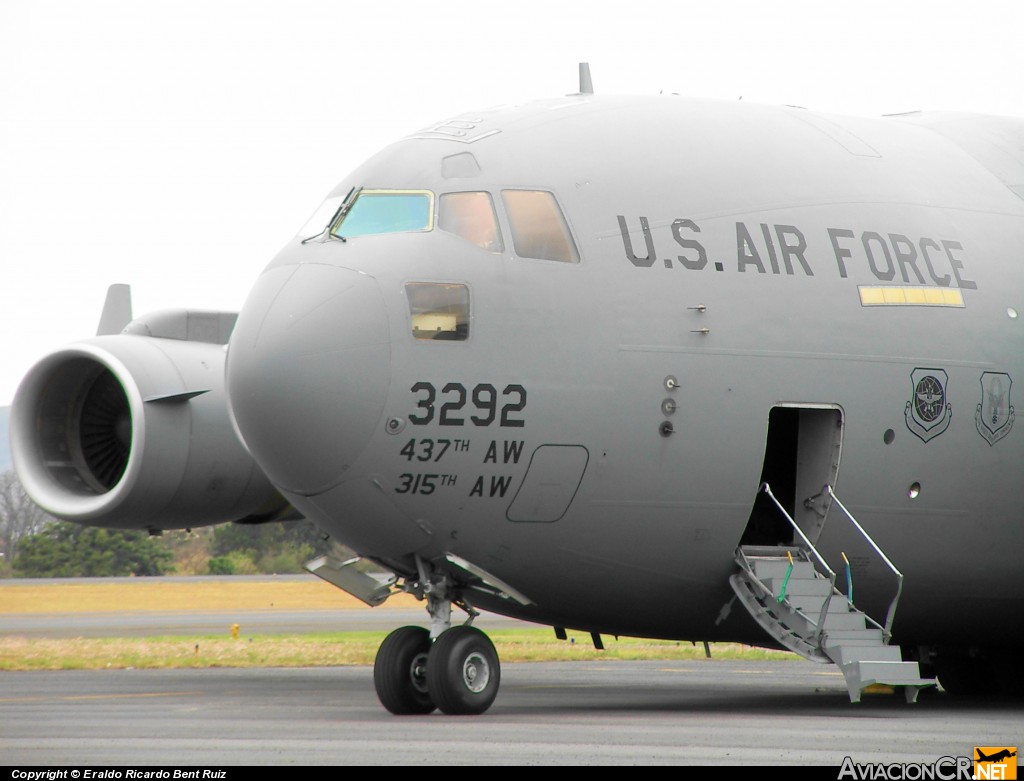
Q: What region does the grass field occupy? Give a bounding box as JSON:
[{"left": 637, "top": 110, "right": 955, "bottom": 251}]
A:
[
  {"left": 0, "top": 577, "right": 796, "bottom": 670},
  {"left": 0, "top": 577, "right": 421, "bottom": 613}
]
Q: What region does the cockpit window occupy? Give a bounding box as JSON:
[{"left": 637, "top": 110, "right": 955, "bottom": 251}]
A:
[
  {"left": 330, "top": 189, "right": 433, "bottom": 239},
  {"left": 438, "top": 192, "right": 504, "bottom": 253},
  {"left": 405, "top": 282, "right": 470, "bottom": 341},
  {"left": 501, "top": 190, "right": 579, "bottom": 263}
]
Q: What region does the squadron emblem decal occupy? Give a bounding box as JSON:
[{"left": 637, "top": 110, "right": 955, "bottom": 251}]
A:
[
  {"left": 905, "top": 368, "right": 952, "bottom": 443},
  {"left": 975, "top": 372, "right": 1014, "bottom": 446}
]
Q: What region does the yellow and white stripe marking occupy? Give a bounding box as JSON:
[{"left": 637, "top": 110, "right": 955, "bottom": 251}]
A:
[{"left": 859, "top": 286, "right": 965, "bottom": 307}]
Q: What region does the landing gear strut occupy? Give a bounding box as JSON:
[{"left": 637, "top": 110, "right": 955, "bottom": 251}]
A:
[{"left": 373, "top": 563, "right": 502, "bottom": 715}]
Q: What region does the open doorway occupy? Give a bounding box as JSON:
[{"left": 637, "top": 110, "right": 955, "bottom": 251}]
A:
[{"left": 739, "top": 405, "right": 843, "bottom": 547}]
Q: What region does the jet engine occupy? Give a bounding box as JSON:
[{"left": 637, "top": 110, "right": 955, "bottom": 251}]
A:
[{"left": 10, "top": 316, "right": 292, "bottom": 531}]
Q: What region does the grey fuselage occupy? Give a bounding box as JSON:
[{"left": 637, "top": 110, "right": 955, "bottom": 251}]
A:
[{"left": 226, "top": 95, "right": 1024, "bottom": 648}]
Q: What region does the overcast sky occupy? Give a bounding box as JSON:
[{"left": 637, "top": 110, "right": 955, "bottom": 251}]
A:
[{"left": 1, "top": 0, "right": 1022, "bottom": 405}]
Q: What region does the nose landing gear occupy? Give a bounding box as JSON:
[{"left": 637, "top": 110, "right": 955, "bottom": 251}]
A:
[{"left": 373, "top": 569, "right": 502, "bottom": 715}]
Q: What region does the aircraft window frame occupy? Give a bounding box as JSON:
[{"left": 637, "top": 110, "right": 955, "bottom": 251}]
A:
[
  {"left": 329, "top": 189, "right": 434, "bottom": 240},
  {"left": 438, "top": 191, "right": 504, "bottom": 254},
  {"left": 500, "top": 189, "right": 580, "bottom": 263},
  {"left": 404, "top": 282, "right": 471, "bottom": 342}
]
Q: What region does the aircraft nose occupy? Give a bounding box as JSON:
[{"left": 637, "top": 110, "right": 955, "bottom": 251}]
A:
[{"left": 226, "top": 262, "right": 391, "bottom": 496}]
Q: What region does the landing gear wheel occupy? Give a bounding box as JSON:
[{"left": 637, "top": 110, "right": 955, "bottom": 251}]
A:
[
  {"left": 374, "top": 626, "right": 436, "bottom": 715},
  {"left": 426, "top": 625, "right": 501, "bottom": 715}
]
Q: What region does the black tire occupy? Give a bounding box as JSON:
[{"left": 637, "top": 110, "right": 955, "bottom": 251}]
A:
[
  {"left": 426, "top": 625, "right": 501, "bottom": 715},
  {"left": 374, "top": 626, "right": 436, "bottom": 715}
]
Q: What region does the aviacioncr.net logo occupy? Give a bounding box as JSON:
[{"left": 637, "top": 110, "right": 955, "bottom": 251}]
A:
[
  {"left": 974, "top": 747, "right": 1017, "bottom": 780},
  {"left": 838, "top": 756, "right": 973, "bottom": 780}
]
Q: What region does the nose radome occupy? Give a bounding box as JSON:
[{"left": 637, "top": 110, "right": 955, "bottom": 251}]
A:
[{"left": 226, "top": 263, "right": 391, "bottom": 496}]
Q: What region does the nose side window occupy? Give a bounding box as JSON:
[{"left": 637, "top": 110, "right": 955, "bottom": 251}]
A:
[
  {"left": 405, "top": 282, "right": 470, "bottom": 341},
  {"left": 438, "top": 192, "right": 504, "bottom": 253},
  {"left": 501, "top": 190, "right": 579, "bottom": 263}
]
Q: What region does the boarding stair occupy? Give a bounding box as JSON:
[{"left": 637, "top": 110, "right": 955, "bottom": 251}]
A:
[{"left": 729, "top": 484, "right": 935, "bottom": 703}]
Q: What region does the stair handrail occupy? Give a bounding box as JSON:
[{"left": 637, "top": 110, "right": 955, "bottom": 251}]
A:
[
  {"left": 823, "top": 485, "right": 904, "bottom": 642},
  {"left": 759, "top": 482, "right": 837, "bottom": 641}
]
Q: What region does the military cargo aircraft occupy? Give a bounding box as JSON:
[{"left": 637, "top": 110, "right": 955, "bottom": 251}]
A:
[{"left": 10, "top": 65, "right": 1024, "bottom": 714}]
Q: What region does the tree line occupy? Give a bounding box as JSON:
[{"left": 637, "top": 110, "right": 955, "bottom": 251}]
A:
[{"left": 0, "top": 470, "right": 334, "bottom": 578}]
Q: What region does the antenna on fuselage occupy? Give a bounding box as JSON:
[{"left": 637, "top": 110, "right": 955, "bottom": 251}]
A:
[{"left": 579, "top": 62, "right": 594, "bottom": 94}]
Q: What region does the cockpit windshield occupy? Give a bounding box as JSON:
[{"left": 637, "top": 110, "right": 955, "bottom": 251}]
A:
[
  {"left": 501, "top": 190, "right": 579, "bottom": 262},
  {"left": 330, "top": 189, "right": 434, "bottom": 239},
  {"left": 438, "top": 192, "right": 503, "bottom": 253},
  {"left": 304, "top": 186, "right": 579, "bottom": 263}
]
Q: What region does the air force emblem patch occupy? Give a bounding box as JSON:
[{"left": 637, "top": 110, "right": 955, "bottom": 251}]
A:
[
  {"left": 975, "top": 372, "right": 1014, "bottom": 446},
  {"left": 905, "top": 368, "right": 952, "bottom": 443}
]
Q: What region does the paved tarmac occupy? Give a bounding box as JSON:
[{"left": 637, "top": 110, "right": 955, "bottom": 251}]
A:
[{"left": 2, "top": 662, "right": 1022, "bottom": 765}]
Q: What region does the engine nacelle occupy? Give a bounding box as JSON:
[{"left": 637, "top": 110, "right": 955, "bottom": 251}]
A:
[{"left": 10, "top": 332, "right": 291, "bottom": 530}]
